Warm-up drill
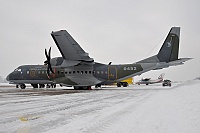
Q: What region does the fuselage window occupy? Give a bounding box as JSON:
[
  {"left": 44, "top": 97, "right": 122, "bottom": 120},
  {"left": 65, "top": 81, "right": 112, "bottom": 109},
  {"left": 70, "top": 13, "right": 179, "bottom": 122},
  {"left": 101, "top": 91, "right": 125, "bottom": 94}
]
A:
[
  {"left": 65, "top": 71, "right": 68, "bottom": 74},
  {"left": 61, "top": 71, "right": 64, "bottom": 74},
  {"left": 27, "top": 71, "right": 29, "bottom": 74},
  {"left": 105, "top": 71, "right": 108, "bottom": 74},
  {"left": 97, "top": 71, "right": 100, "bottom": 74},
  {"left": 93, "top": 71, "right": 95, "bottom": 74},
  {"left": 73, "top": 71, "right": 75, "bottom": 74},
  {"left": 101, "top": 71, "right": 104, "bottom": 74},
  {"left": 81, "top": 71, "right": 83, "bottom": 74},
  {"left": 42, "top": 71, "right": 44, "bottom": 74},
  {"left": 85, "top": 71, "right": 87, "bottom": 74},
  {"left": 57, "top": 71, "right": 60, "bottom": 74},
  {"left": 89, "top": 71, "right": 92, "bottom": 74},
  {"left": 69, "top": 71, "right": 71, "bottom": 74},
  {"left": 77, "top": 71, "right": 80, "bottom": 73},
  {"left": 38, "top": 71, "right": 40, "bottom": 74}
]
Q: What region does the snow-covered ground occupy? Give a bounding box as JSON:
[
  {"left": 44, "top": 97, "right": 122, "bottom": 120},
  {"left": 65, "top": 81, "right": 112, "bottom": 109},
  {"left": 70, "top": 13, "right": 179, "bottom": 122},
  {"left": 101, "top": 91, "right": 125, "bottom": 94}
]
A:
[{"left": 0, "top": 80, "right": 200, "bottom": 133}]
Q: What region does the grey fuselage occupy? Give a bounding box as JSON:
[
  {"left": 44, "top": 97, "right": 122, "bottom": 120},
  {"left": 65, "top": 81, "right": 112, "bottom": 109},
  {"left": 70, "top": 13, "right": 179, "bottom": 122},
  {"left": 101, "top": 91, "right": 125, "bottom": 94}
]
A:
[{"left": 7, "top": 61, "right": 145, "bottom": 86}]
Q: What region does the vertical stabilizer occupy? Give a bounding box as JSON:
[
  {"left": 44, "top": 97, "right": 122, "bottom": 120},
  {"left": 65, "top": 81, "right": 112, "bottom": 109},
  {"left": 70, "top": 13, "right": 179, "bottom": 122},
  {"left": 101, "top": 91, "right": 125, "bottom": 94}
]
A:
[
  {"left": 158, "top": 73, "right": 165, "bottom": 79},
  {"left": 157, "top": 27, "right": 180, "bottom": 62}
]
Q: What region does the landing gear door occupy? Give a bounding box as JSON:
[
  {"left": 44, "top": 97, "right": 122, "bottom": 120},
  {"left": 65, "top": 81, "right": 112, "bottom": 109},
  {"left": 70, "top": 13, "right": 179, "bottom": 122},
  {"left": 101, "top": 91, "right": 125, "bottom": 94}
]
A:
[{"left": 108, "top": 66, "right": 117, "bottom": 80}]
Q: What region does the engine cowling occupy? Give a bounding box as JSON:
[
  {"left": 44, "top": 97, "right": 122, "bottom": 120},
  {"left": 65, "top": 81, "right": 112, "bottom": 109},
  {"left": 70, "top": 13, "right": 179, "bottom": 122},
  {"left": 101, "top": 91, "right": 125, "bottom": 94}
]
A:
[{"left": 50, "top": 57, "right": 64, "bottom": 66}]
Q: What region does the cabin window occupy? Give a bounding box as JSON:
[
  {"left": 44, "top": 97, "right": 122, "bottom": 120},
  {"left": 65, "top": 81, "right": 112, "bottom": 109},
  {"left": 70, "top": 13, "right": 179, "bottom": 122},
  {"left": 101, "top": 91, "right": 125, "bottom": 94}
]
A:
[
  {"left": 101, "top": 71, "right": 104, "bottom": 74},
  {"left": 85, "top": 71, "right": 87, "bottom": 74},
  {"left": 89, "top": 71, "right": 92, "bottom": 74},
  {"left": 97, "top": 71, "right": 100, "bottom": 74},
  {"left": 65, "top": 71, "right": 68, "bottom": 74},
  {"left": 27, "top": 71, "right": 29, "bottom": 74},
  {"left": 69, "top": 71, "right": 71, "bottom": 74},
  {"left": 57, "top": 71, "right": 60, "bottom": 74},
  {"left": 81, "top": 71, "right": 83, "bottom": 74},
  {"left": 42, "top": 71, "right": 44, "bottom": 74},
  {"left": 38, "top": 71, "right": 40, "bottom": 74},
  {"left": 77, "top": 71, "right": 79, "bottom": 73},
  {"left": 61, "top": 71, "right": 64, "bottom": 74},
  {"left": 105, "top": 71, "right": 108, "bottom": 74},
  {"left": 73, "top": 71, "right": 75, "bottom": 74}
]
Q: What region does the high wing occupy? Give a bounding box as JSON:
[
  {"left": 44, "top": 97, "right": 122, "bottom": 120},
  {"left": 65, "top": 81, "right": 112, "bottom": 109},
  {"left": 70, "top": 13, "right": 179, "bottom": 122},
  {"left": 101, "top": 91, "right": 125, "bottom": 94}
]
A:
[{"left": 51, "top": 30, "right": 94, "bottom": 62}]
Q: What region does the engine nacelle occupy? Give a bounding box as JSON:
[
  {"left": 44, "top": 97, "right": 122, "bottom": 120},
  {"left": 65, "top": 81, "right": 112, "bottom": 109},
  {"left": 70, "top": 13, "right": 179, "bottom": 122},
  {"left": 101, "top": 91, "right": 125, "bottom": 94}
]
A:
[{"left": 50, "top": 57, "right": 64, "bottom": 66}]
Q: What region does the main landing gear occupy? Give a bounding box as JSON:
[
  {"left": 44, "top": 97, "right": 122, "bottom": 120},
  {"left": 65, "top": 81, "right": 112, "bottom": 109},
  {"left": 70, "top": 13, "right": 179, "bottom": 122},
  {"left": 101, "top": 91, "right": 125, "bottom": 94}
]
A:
[
  {"left": 117, "top": 82, "right": 128, "bottom": 87},
  {"left": 73, "top": 86, "right": 92, "bottom": 90}
]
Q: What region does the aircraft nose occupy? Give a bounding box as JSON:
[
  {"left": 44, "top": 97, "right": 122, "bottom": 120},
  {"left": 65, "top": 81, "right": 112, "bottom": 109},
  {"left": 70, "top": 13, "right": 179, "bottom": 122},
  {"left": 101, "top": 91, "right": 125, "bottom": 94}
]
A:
[{"left": 6, "top": 71, "right": 21, "bottom": 80}]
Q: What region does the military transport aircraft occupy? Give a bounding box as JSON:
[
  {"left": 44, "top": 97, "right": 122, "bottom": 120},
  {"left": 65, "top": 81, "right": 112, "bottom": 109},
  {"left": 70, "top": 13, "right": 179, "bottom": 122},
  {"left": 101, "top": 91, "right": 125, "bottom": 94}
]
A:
[
  {"left": 7, "top": 27, "right": 191, "bottom": 89},
  {"left": 136, "top": 73, "right": 165, "bottom": 85}
]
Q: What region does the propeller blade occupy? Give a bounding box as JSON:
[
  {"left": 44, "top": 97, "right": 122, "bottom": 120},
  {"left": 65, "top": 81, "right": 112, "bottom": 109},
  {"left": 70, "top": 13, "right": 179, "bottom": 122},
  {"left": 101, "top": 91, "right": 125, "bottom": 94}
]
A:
[
  {"left": 45, "top": 48, "right": 49, "bottom": 60},
  {"left": 44, "top": 47, "right": 54, "bottom": 78},
  {"left": 48, "top": 47, "right": 51, "bottom": 60},
  {"left": 49, "top": 64, "right": 54, "bottom": 74}
]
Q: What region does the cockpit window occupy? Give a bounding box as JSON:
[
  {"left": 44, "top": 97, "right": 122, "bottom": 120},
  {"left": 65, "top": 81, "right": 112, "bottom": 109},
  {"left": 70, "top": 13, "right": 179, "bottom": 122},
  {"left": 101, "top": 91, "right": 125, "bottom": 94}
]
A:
[{"left": 14, "top": 68, "right": 22, "bottom": 72}]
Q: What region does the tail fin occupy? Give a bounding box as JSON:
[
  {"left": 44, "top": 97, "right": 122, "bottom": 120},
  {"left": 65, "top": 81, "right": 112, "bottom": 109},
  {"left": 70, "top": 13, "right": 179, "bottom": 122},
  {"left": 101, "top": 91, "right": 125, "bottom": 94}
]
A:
[
  {"left": 157, "top": 27, "right": 180, "bottom": 62},
  {"left": 158, "top": 73, "right": 165, "bottom": 79},
  {"left": 136, "top": 27, "right": 192, "bottom": 66}
]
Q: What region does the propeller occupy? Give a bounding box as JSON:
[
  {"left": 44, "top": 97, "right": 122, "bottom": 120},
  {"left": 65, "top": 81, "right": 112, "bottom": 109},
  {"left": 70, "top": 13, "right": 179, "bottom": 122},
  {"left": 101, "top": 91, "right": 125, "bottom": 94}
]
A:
[{"left": 44, "top": 47, "right": 54, "bottom": 77}]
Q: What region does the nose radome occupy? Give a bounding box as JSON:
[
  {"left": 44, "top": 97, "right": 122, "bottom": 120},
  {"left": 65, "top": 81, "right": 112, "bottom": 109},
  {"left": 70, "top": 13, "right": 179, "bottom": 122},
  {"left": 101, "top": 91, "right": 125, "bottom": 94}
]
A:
[{"left": 6, "top": 74, "right": 10, "bottom": 81}]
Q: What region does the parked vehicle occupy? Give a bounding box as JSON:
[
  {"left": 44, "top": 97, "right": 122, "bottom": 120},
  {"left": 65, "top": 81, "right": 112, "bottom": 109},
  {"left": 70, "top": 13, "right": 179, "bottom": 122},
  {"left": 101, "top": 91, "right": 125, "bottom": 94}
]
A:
[{"left": 162, "top": 80, "right": 171, "bottom": 87}]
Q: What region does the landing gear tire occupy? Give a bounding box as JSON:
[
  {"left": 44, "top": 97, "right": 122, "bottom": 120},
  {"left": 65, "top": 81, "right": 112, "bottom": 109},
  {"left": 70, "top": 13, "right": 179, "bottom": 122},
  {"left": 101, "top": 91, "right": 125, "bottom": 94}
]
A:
[
  {"left": 20, "top": 84, "right": 26, "bottom": 89},
  {"left": 51, "top": 84, "right": 56, "bottom": 88},
  {"left": 39, "top": 84, "right": 45, "bottom": 88},
  {"left": 123, "top": 82, "right": 128, "bottom": 87},
  {"left": 31, "top": 84, "right": 38, "bottom": 88},
  {"left": 95, "top": 84, "right": 101, "bottom": 88},
  {"left": 117, "top": 83, "right": 121, "bottom": 87},
  {"left": 46, "top": 84, "right": 50, "bottom": 88}
]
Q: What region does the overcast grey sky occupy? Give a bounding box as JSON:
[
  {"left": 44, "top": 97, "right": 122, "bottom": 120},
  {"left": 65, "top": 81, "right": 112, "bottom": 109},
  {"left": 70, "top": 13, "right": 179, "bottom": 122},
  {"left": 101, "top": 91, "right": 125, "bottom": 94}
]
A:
[{"left": 0, "top": 0, "right": 200, "bottom": 81}]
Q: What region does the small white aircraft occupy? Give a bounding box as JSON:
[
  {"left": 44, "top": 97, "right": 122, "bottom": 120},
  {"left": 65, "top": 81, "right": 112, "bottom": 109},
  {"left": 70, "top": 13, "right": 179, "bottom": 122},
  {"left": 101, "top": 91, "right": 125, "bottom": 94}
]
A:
[{"left": 136, "top": 73, "right": 165, "bottom": 85}]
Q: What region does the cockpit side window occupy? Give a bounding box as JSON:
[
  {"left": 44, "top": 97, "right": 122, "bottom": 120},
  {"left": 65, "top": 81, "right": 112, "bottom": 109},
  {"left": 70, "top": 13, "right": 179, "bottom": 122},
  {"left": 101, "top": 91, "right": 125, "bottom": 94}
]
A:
[{"left": 14, "top": 68, "right": 22, "bottom": 72}]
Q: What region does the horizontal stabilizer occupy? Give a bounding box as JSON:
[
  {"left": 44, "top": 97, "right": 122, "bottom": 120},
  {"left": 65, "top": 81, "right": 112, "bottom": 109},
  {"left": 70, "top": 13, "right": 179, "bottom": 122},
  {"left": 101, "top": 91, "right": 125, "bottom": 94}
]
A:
[
  {"left": 154, "top": 58, "right": 192, "bottom": 70},
  {"left": 168, "top": 58, "right": 193, "bottom": 66}
]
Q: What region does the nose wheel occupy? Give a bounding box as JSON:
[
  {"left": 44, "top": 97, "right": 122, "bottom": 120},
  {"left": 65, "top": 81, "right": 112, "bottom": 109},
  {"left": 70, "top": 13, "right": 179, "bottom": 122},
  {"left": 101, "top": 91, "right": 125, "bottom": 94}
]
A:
[{"left": 20, "top": 84, "right": 26, "bottom": 89}]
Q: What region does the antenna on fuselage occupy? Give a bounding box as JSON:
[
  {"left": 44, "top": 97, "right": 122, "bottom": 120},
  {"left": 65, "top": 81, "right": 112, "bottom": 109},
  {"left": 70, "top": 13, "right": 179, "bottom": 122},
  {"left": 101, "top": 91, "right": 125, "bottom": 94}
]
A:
[{"left": 108, "top": 62, "right": 112, "bottom": 65}]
